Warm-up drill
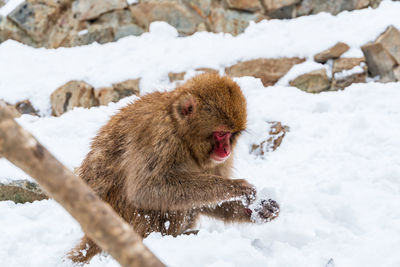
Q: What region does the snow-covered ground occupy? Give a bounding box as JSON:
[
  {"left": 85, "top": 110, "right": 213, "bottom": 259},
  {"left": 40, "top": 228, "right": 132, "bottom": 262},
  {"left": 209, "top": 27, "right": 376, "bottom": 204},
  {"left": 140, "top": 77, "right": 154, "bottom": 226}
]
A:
[{"left": 1, "top": 1, "right": 400, "bottom": 267}]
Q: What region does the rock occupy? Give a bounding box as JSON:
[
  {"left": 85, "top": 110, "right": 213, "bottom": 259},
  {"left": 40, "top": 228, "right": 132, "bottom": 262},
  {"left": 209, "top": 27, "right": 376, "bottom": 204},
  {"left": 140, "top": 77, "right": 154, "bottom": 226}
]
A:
[
  {"left": 46, "top": 6, "right": 143, "bottom": 47},
  {"left": 0, "top": 15, "right": 6, "bottom": 43},
  {"left": 69, "top": 8, "right": 144, "bottom": 46},
  {"left": 332, "top": 57, "right": 366, "bottom": 74},
  {"left": 0, "top": 180, "right": 48, "bottom": 203},
  {"left": 0, "top": 15, "right": 38, "bottom": 46},
  {"left": 94, "top": 79, "right": 140, "bottom": 106},
  {"left": 314, "top": 42, "right": 350, "bottom": 63},
  {"left": 289, "top": 68, "right": 330, "bottom": 93},
  {"left": 8, "top": 2, "right": 60, "bottom": 43},
  {"left": 226, "top": 58, "right": 305, "bottom": 87},
  {"left": 72, "top": 0, "right": 128, "bottom": 21},
  {"left": 296, "top": 0, "right": 371, "bottom": 16},
  {"left": 2, "top": 0, "right": 384, "bottom": 48},
  {"left": 168, "top": 72, "right": 186, "bottom": 82},
  {"left": 375, "top": 26, "right": 400, "bottom": 64},
  {"left": 71, "top": 26, "right": 114, "bottom": 46},
  {"left": 331, "top": 57, "right": 367, "bottom": 91},
  {"left": 94, "top": 87, "right": 119, "bottom": 106},
  {"left": 184, "top": 0, "right": 212, "bottom": 18},
  {"left": 114, "top": 24, "right": 144, "bottom": 40},
  {"left": 225, "top": 0, "right": 263, "bottom": 12},
  {"left": 130, "top": 1, "right": 201, "bottom": 35},
  {"left": 112, "top": 79, "right": 140, "bottom": 98},
  {"left": 92, "top": 9, "right": 144, "bottom": 40},
  {"left": 361, "top": 26, "right": 400, "bottom": 82},
  {"left": 168, "top": 69, "right": 218, "bottom": 83},
  {"left": 15, "top": 100, "right": 38, "bottom": 116},
  {"left": 0, "top": 100, "right": 21, "bottom": 118},
  {"left": 263, "top": 0, "right": 301, "bottom": 12},
  {"left": 361, "top": 42, "right": 397, "bottom": 82},
  {"left": 27, "top": 0, "right": 71, "bottom": 7},
  {"left": 0, "top": 0, "right": 5, "bottom": 8},
  {"left": 268, "top": 5, "right": 296, "bottom": 19},
  {"left": 95, "top": 79, "right": 140, "bottom": 106},
  {"left": 196, "top": 22, "right": 208, "bottom": 32},
  {"left": 266, "top": 121, "right": 289, "bottom": 151},
  {"left": 355, "top": 0, "right": 370, "bottom": 9},
  {"left": 0, "top": 100, "right": 38, "bottom": 117},
  {"left": 331, "top": 72, "right": 366, "bottom": 90},
  {"left": 394, "top": 66, "right": 400, "bottom": 80},
  {"left": 312, "top": 0, "right": 356, "bottom": 15},
  {"left": 195, "top": 67, "right": 219, "bottom": 74},
  {"left": 208, "top": 8, "right": 265, "bottom": 36},
  {"left": 369, "top": 0, "right": 382, "bottom": 8},
  {"left": 294, "top": 0, "right": 314, "bottom": 16},
  {"left": 250, "top": 121, "right": 289, "bottom": 156},
  {"left": 51, "top": 80, "right": 98, "bottom": 116},
  {"left": 46, "top": 8, "right": 74, "bottom": 48}
]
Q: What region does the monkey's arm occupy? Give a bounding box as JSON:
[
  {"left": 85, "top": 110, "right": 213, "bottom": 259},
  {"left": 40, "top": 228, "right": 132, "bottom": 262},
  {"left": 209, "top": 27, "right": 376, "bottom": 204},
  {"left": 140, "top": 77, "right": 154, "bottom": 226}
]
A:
[
  {"left": 200, "top": 200, "right": 252, "bottom": 223},
  {"left": 200, "top": 199, "right": 280, "bottom": 223},
  {"left": 130, "top": 172, "right": 256, "bottom": 211}
]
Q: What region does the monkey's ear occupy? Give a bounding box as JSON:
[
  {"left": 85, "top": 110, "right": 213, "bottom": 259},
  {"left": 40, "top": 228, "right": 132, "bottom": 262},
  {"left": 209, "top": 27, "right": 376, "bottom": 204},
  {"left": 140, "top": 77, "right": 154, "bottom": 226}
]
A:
[{"left": 175, "top": 94, "right": 196, "bottom": 118}]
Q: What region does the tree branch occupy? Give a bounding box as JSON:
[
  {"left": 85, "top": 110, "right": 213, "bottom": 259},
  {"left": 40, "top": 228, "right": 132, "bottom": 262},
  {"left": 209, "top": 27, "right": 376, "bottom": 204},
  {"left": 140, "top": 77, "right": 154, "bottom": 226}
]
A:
[{"left": 0, "top": 102, "right": 165, "bottom": 267}]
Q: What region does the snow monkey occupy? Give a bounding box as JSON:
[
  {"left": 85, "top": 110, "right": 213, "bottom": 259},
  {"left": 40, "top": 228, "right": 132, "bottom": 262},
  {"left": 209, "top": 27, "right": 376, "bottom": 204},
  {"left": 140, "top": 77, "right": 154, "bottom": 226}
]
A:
[{"left": 69, "top": 73, "right": 279, "bottom": 263}]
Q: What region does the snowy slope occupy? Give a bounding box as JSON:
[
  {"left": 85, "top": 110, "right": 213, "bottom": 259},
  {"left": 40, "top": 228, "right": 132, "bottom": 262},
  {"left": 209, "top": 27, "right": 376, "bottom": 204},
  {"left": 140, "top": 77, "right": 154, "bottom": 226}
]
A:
[
  {"left": 1, "top": 1, "right": 400, "bottom": 267},
  {"left": 1, "top": 81, "right": 400, "bottom": 267}
]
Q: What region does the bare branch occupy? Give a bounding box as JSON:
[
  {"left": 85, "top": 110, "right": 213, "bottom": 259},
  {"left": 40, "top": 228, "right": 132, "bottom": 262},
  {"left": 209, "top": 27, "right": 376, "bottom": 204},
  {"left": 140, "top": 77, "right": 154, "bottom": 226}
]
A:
[{"left": 0, "top": 102, "right": 165, "bottom": 267}]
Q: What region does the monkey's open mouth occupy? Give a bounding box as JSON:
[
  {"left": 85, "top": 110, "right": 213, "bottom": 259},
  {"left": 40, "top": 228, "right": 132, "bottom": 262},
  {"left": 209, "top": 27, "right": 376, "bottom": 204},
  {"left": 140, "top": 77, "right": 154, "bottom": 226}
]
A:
[
  {"left": 211, "top": 151, "right": 230, "bottom": 163},
  {"left": 212, "top": 131, "right": 231, "bottom": 163}
]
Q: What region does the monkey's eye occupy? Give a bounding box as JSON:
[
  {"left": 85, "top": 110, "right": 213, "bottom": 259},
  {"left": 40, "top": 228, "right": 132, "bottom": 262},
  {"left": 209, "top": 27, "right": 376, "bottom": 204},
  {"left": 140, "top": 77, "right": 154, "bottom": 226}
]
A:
[
  {"left": 232, "top": 131, "right": 241, "bottom": 136},
  {"left": 231, "top": 131, "right": 242, "bottom": 139},
  {"left": 218, "top": 132, "right": 227, "bottom": 137}
]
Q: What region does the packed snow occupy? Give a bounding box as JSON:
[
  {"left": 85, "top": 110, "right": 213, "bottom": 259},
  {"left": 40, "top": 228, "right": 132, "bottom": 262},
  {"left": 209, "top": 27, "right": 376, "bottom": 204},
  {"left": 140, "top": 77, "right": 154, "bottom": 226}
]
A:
[
  {"left": 333, "top": 63, "right": 366, "bottom": 80},
  {"left": 1, "top": 1, "right": 400, "bottom": 267},
  {"left": 0, "top": 0, "right": 23, "bottom": 16},
  {"left": 276, "top": 60, "right": 331, "bottom": 86}
]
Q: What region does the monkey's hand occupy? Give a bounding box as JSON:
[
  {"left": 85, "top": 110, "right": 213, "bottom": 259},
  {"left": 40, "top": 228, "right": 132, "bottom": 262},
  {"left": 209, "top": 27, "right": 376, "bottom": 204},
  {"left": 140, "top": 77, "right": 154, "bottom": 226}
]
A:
[
  {"left": 230, "top": 179, "right": 257, "bottom": 204},
  {"left": 252, "top": 199, "right": 280, "bottom": 223}
]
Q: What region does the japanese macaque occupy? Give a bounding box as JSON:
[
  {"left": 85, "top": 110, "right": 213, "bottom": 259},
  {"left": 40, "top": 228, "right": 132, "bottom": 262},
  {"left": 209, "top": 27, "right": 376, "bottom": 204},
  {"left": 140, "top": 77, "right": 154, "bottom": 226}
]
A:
[{"left": 69, "top": 73, "right": 279, "bottom": 263}]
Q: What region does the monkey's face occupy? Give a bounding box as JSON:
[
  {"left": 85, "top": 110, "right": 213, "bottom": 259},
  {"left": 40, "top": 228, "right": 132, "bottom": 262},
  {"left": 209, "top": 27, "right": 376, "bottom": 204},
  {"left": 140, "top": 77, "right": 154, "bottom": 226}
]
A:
[
  {"left": 211, "top": 131, "right": 231, "bottom": 163},
  {"left": 208, "top": 127, "right": 243, "bottom": 165},
  {"left": 173, "top": 73, "right": 247, "bottom": 166}
]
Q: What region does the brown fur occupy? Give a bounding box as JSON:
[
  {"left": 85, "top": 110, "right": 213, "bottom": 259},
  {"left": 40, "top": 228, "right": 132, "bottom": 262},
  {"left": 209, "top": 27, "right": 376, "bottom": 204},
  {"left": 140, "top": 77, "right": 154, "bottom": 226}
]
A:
[{"left": 69, "top": 73, "right": 263, "bottom": 263}]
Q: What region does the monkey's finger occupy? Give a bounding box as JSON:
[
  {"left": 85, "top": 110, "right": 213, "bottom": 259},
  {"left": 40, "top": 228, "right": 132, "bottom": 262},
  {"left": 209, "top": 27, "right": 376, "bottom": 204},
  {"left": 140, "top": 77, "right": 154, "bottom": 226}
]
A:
[{"left": 255, "top": 199, "right": 280, "bottom": 222}]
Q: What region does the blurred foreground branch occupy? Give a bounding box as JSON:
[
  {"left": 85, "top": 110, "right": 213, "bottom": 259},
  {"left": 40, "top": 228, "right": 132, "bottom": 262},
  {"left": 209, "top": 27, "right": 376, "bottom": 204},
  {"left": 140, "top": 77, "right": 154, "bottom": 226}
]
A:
[{"left": 0, "top": 102, "right": 164, "bottom": 267}]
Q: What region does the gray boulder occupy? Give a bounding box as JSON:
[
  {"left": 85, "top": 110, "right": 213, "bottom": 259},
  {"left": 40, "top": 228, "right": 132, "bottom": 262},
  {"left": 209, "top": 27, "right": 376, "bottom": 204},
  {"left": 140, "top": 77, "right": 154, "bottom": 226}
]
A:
[{"left": 0, "top": 180, "right": 48, "bottom": 204}]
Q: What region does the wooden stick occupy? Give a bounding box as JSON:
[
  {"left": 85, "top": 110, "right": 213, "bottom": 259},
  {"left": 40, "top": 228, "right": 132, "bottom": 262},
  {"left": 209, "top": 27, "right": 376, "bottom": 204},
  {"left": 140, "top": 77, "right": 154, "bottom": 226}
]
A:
[{"left": 0, "top": 102, "right": 165, "bottom": 267}]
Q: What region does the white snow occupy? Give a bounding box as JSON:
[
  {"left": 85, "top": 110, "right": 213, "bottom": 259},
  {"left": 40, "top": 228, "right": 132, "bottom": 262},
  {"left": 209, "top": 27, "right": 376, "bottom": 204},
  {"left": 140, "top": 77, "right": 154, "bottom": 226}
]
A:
[
  {"left": 126, "top": 0, "right": 139, "bottom": 5},
  {"left": 78, "top": 29, "right": 89, "bottom": 36},
  {"left": 334, "top": 63, "right": 366, "bottom": 80},
  {"left": 1, "top": 1, "right": 400, "bottom": 267},
  {"left": 1, "top": 80, "right": 400, "bottom": 267},
  {"left": 0, "top": 0, "right": 23, "bottom": 16},
  {"left": 277, "top": 60, "right": 330, "bottom": 86}
]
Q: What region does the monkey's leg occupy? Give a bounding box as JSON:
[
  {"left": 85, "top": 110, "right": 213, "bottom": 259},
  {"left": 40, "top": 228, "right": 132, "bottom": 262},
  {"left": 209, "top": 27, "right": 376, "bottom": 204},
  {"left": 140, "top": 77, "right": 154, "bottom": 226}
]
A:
[
  {"left": 68, "top": 235, "right": 101, "bottom": 263},
  {"left": 183, "top": 230, "right": 200, "bottom": 235}
]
